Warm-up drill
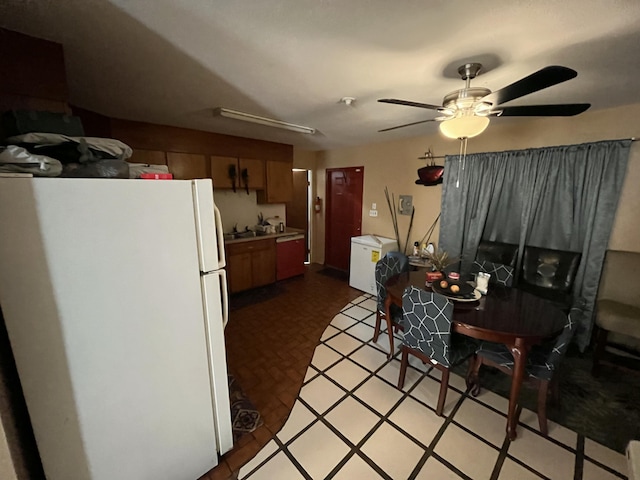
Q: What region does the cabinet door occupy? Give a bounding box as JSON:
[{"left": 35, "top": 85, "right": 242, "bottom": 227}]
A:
[
  {"left": 167, "top": 152, "right": 208, "bottom": 179},
  {"left": 238, "top": 158, "right": 265, "bottom": 190},
  {"left": 258, "top": 160, "right": 293, "bottom": 204},
  {"left": 227, "top": 251, "right": 252, "bottom": 293},
  {"left": 210, "top": 155, "right": 238, "bottom": 190},
  {"left": 131, "top": 149, "right": 166, "bottom": 165},
  {"left": 251, "top": 240, "right": 276, "bottom": 287}
]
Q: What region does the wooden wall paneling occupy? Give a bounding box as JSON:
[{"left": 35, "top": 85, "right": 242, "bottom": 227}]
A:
[
  {"left": 109, "top": 118, "right": 294, "bottom": 162},
  {"left": 130, "top": 150, "right": 167, "bottom": 165},
  {"left": 0, "top": 95, "right": 69, "bottom": 115},
  {"left": 0, "top": 28, "right": 68, "bottom": 102},
  {"left": 71, "top": 106, "right": 112, "bottom": 137},
  {"left": 166, "top": 152, "right": 208, "bottom": 179}
]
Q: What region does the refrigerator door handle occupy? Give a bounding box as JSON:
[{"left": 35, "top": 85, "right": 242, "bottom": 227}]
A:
[
  {"left": 219, "top": 269, "right": 229, "bottom": 329},
  {"left": 214, "top": 205, "right": 226, "bottom": 270}
]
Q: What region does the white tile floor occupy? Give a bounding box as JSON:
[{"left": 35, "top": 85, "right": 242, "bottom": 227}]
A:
[{"left": 238, "top": 294, "right": 629, "bottom": 480}]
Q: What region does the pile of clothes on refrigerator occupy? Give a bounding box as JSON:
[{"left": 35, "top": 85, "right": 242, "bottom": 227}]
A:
[{"left": 0, "top": 110, "right": 168, "bottom": 178}]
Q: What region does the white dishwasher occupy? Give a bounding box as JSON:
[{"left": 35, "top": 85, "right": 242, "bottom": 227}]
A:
[{"left": 349, "top": 235, "right": 398, "bottom": 295}]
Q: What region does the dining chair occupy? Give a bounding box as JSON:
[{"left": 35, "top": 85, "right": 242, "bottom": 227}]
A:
[
  {"left": 469, "top": 304, "right": 582, "bottom": 435},
  {"left": 397, "top": 286, "right": 478, "bottom": 416},
  {"left": 475, "top": 240, "right": 519, "bottom": 269},
  {"left": 471, "top": 259, "right": 515, "bottom": 287},
  {"left": 373, "top": 251, "right": 410, "bottom": 358},
  {"left": 519, "top": 246, "right": 581, "bottom": 312}
]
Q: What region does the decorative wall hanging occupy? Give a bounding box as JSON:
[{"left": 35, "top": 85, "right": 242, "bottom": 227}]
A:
[{"left": 415, "top": 148, "right": 445, "bottom": 186}]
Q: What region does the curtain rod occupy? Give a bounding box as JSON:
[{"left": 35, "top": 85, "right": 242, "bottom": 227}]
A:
[{"left": 421, "top": 137, "right": 638, "bottom": 160}]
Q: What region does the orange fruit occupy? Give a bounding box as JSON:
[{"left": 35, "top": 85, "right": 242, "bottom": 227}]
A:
[{"left": 439, "top": 280, "right": 449, "bottom": 288}]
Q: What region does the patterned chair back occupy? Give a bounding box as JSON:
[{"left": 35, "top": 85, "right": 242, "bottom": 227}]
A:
[
  {"left": 545, "top": 304, "right": 582, "bottom": 371},
  {"left": 402, "top": 286, "right": 455, "bottom": 367},
  {"left": 374, "top": 252, "right": 409, "bottom": 312},
  {"left": 471, "top": 259, "right": 515, "bottom": 287}
]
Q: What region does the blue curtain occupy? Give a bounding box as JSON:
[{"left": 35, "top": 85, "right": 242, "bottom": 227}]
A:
[{"left": 439, "top": 139, "right": 632, "bottom": 349}]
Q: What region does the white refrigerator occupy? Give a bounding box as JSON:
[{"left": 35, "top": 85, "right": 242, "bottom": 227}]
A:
[
  {"left": 349, "top": 235, "right": 398, "bottom": 295},
  {"left": 0, "top": 177, "right": 233, "bottom": 480}
]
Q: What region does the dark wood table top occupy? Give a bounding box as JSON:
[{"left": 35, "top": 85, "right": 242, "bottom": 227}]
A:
[{"left": 386, "top": 270, "right": 567, "bottom": 344}]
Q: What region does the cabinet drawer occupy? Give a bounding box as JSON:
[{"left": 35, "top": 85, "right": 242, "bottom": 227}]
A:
[{"left": 226, "top": 238, "right": 275, "bottom": 255}]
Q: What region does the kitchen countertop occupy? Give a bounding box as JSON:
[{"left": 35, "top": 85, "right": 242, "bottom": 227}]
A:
[{"left": 224, "top": 227, "right": 305, "bottom": 245}]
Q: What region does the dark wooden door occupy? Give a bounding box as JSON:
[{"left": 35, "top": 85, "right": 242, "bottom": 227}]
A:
[{"left": 325, "top": 167, "right": 364, "bottom": 272}]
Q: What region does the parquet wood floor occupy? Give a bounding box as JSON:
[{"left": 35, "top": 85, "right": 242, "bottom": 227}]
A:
[{"left": 200, "top": 264, "right": 360, "bottom": 480}]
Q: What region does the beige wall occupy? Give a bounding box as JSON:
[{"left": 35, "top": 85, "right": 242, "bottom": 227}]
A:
[
  {"left": 0, "top": 423, "right": 18, "bottom": 480},
  {"left": 309, "top": 102, "right": 640, "bottom": 264}
]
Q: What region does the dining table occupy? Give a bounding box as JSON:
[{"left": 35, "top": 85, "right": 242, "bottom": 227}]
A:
[{"left": 385, "top": 269, "right": 567, "bottom": 440}]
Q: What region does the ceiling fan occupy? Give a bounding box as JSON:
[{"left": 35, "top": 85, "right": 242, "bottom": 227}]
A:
[{"left": 378, "top": 63, "right": 591, "bottom": 138}]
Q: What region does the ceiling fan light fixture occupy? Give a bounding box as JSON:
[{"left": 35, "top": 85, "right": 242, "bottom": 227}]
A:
[
  {"left": 439, "top": 115, "right": 490, "bottom": 139},
  {"left": 214, "top": 107, "right": 316, "bottom": 134}
]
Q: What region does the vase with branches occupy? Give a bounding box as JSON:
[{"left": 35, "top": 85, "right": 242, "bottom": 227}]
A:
[{"left": 424, "top": 248, "right": 457, "bottom": 273}]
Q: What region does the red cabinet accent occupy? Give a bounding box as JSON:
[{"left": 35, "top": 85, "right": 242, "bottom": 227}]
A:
[{"left": 276, "top": 236, "right": 305, "bottom": 280}]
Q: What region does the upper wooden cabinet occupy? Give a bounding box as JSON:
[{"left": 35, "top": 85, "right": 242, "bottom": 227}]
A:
[
  {"left": 240, "top": 158, "right": 265, "bottom": 190},
  {"left": 257, "top": 160, "right": 294, "bottom": 204},
  {"left": 210, "top": 155, "right": 265, "bottom": 191},
  {"left": 167, "top": 152, "right": 208, "bottom": 179}
]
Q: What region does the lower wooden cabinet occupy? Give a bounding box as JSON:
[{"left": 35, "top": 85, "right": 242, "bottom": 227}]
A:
[{"left": 226, "top": 238, "right": 276, "bottom": 293}]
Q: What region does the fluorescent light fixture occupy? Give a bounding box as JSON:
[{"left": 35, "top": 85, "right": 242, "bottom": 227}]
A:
[{"left": 214, "top": 107, "right": 315, "bottom": 134}]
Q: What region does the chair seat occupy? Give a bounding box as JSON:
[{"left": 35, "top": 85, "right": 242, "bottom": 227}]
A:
[
  {"left": 476, "top": 341, "right": 558, "bottom": 381},
  {"left": 597, "top": 299, "right": 640, "bottom": 340}
]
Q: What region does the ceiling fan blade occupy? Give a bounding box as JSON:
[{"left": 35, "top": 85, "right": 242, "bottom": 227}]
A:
[
  {"left": 378, "top": 118, "right": 436, "bottom": 132},
  {"left": 482, "top": 66, "right": 578, "bottom": 106},
  {"left": 378, "top": 98, "right": 443, "bottom": 110},
  {"left": 492, "top": 103, "right": 591, "bottom": 117}
]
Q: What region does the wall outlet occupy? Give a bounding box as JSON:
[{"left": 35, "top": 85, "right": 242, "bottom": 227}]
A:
[{"left": 369, "top": 209, "right": 378, "bottom": 217}]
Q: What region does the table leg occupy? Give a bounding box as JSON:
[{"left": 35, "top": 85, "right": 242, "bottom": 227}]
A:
[
  {"left": 384, "top": 296, "right": 395, "bottom": 359},
  {"left": 507, "top": 339, "right": 528, "bottom": 441}
]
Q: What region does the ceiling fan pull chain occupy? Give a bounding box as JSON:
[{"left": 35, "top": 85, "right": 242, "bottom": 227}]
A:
[
  {"left": 462, "top": 137, "right": 468, "bottom": 171},
  {"left": 456, "top": 138, "right": 465, "bottom": 188}
]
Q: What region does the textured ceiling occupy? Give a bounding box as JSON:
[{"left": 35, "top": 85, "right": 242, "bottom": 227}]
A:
[{"left": 2, "top": 0, "right": 640, "bottom": 150}]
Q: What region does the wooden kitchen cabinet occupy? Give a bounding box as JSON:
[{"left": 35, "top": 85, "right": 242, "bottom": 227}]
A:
[
  {"left": 226, "top": 238, "right": 276, "bottom": 293},
  {"left": 257, "top": 159, "right": 293, "bottom": 204},
  {"left": 210, "top": 155, "right": 265, "bottom": 191},
  {"left": 240, "top": 158, "right": 265, "bottom": 190},
  {"left": 226, "top": 249, "right": 252, "bottom": 293},
  {"left": 167, "top": 152, "right": 208, "bottom": 179}
]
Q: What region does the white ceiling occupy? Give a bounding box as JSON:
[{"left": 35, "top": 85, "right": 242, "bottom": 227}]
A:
[{"left": 2, "top": 0, "right": 640, "bottom": 151}]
